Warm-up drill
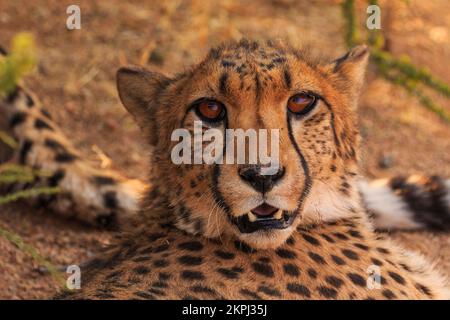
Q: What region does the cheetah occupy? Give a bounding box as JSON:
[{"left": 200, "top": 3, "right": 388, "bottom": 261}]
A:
[{"left": 1, "top": 40, "right": 450, "bottom": 299}]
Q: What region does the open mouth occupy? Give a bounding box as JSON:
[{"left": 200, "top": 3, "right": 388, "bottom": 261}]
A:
[{"left": 233, "top": 203, "right": 294, "bottom": 233}]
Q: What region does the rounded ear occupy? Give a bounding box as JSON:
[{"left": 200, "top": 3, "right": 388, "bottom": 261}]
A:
[
  {"left": 116, "top": 66, "right": 170, "bottom": 145},
  {"left": 324, "top": 45, "right": 370, "bottom": 99}
]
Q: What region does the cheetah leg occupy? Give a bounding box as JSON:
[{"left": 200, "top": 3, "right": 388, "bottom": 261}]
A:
[
  {"left": 0, "top": 78, "right": 147, "bottom": 228},
  {"left": 358, "top": 176, "right": 450, "bottom": 231}
]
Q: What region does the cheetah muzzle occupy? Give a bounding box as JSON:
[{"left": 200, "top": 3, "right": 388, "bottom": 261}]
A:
[{"left": 234, "top": 204, "right": 294, "bottom": 233}]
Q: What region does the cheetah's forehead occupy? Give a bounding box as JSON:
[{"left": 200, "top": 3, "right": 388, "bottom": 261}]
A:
[{"left": 204, "top": 39, "right": 327, "bottom": 71}]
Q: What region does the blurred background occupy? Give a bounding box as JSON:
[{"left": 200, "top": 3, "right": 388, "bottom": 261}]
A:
[{"left": 0, "top": 0, "right": 449, "bottom": 299}]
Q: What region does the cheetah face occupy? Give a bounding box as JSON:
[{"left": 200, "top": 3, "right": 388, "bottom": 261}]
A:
[{"left": 117, "top": 40, "right": 369, "bottom": 249}]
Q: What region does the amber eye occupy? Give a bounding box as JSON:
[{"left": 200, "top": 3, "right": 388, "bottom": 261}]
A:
[
  {"left": 195, "top": 100, "right": 225, "bottom": 121},
  {"left": 287, "top": 93, "right": 317, "bottom": 115}
]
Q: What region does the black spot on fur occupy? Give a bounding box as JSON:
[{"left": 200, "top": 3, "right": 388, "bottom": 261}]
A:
[
  {"left": 34, "top": 118, "right": 53, "bottom": 130},
  {"left": 234, "top": 240, "right": 256, "bottom": 254},
  {"left": 44, "top": 138, "right": 64, "bottom": 151},
  {"left": 41, "top": 108, "right": 52, "bottom": 119},
  {"left": 133, "top": 266, "right": 150, "bottom": 275},
  {"left": 325, "top": 276, "right": 344, "bottom": 288},
  {"left": 93, "top": 176, "right": 116, "bottom": 185},
  {"left": 216, "top": 266, "right": 243, "bottom": 279},
  {"left": 388, "top": 271, "right": 406, "bottom": 285},
  {"left": 376, "top": 247, "right": 390, "bottom": 254},
  {"left": 318, "top": 286, "right": 338, "bottom": 299},
  {"left": 240, "top": 289, "right": 262, "bottom": 300},
  {"left": 347, "top": 273, "right": 366, "bottom": 287},
  {"left": 178, "top": 241, "right": 204, "bottom": 251},
  {"left": 283, "top": 263, "right": 300, "bottom": 277},
  {"left": 307, "top": 268, "right": 317, "bottom": 279},
  {"left": 308, "top": 252, "right": 326, "bottom": 264},
  {"left": 275, "top": 248, "right": 297, "bottom": 259},
  {"left": 48, "top": 170, "right": 65, "bottom": 187},
  {"left": 214, "top": 250, "right": 235, "bottom": 260},
  {"left": 19, "top": 139, "right": 33, "bottom": 164},
  {"left": 153, "top": 243, "right": 170, "bottom": 253},
  {"left": 341, "top": 249, "right": 359, "bottom": 260},
  {"left": 353, "top": 243, "right": 369, "bottom": 251},
  {"left": 190, "top": 285, "right": 217, "bottom": 296},
  {"left": 9, "top": 112, "right": 27, "bottom": 128},
  {"left": 415, "top": 283, "right": 433, "bottom": 297},
  {"left": 178, "top": 255, "right": 203, "bottom": 266},
  {"left": 286, "top": 283, "right": 311, "bottom": 298},
  {"left": 153, "top": 259, "right": 169, "bottom": 268},
  {"left": 251, "top": 262, "right": 274, "bottom": 277},
  {"left": 221, "top": 60, "right": 236, "bottom": 68},
  {"left": 55, "top": 152, "right": 77, "bottom": 163},
  {"left": 286, "top": 236, "right": 296, "bottom": 245},
  {"left": 320, "top": 234, "right": 335, "bottom": 243},
  {"left": 6, "top": 88, "right": 19, "bottom": 103},
  {"left": 148, "top": 232, "right": 165, "bottom": 242},
  {"left": 333, "top": 232, "right": 349, "bottom": 240},
  {"left": 302, "top": 234, "right": 321, "bottom": 246},
  {"left": 134, "top": 291, "right": 155, "bottom": 299},
  {"left": 259, "top": 285, "right": 282, "bottom": 297},
  {"left": 103, "top": 191, "right": 118, "bottom": 209},
  {"left": 151, "top": 280, "right": 168, "bottom": 289},
  {"left": 25, "top": 94, "right": 34, "bottom": 107},
  {"left": 371, "top": 257, "right": 383, "bottom": 266},
  {"left": 158, "top": 272, "right": 171, "bottom": 281},
  {"left": 348, "top": 229, "right": 363, "bottom": 239},
  {"left": 382, "top": 289, "right": 397, "bottom": 299},
  {"left": 181, "top": 270, "right": 205, "bottom": 281}
]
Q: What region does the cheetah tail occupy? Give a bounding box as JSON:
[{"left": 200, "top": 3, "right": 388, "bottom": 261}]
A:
[
  {"left": 0, "top": 82, "right": 148, "bottom": 228},
  {"left": 358, "top": 175, "right": 450, "bottom": 231}
]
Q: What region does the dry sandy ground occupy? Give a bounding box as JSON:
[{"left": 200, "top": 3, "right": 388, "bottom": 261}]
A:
[{"left": 0, "top": 0, "right": 449, "bottom": 299}]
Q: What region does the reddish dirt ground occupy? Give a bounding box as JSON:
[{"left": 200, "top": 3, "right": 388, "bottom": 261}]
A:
[{"left": 0, "top": 0, "right": 449, "bottom": 299}]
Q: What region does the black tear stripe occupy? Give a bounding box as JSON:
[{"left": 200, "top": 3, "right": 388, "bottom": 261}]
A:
[
  {"left": 286, "top": 113, "right": 312, "bottom": 219},
  {"left": 19, "top": 139, "right": 33, "bottom": 164},
  {"left": 211, "top": 112, "right": 232, "bottom": 218}
]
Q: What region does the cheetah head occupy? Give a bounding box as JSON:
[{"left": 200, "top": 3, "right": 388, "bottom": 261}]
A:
[{"left": 117, "top": 40, "right": 369, "bottom": 249}]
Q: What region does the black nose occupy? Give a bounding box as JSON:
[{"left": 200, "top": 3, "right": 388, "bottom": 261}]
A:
[{"left": 238, "top": 165, "right": 285, "bottom": 193}]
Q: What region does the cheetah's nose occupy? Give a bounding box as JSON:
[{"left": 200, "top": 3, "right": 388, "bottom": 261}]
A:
[{"left": 238, "top": 165, "right": 285, "bottom": 193}]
